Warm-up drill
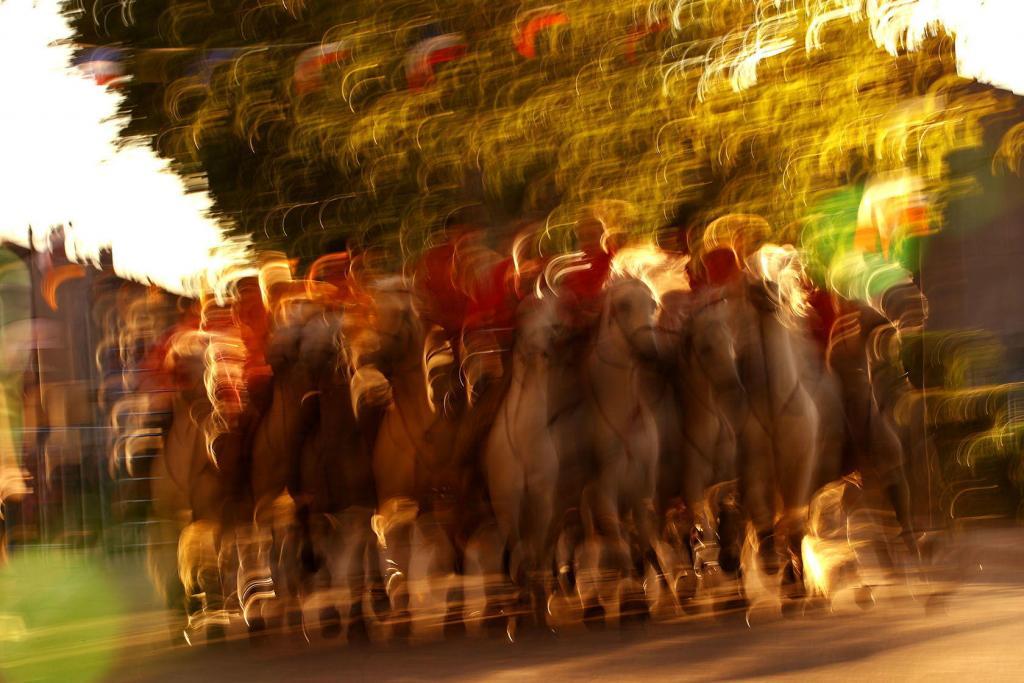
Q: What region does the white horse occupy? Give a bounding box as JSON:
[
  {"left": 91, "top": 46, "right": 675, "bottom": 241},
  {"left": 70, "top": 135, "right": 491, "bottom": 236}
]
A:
[
  {"left": 688, "top": 269, "right": 828, "bottom": 608},
  {"left": 576, "top": 272, "right": 666, "bottom": 625},
  {"left": 656, "top": 287, "right": 739, "bottom": 608},
  {"left": 480, "top": 289, "right": 571, "bottom": 633}
]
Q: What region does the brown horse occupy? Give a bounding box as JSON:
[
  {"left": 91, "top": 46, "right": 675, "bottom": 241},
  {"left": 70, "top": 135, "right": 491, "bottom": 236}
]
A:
[
  {"left": 294, "top": 307, "right": 380, "bottom": 641},
  {"left": 244, "top": 298, "right": 321, "bottom": 633},
  {"left": 147, "top": 331, "right": 231, "bottom": 643},
  {"left": 348, "top": 276, "right": 462, "bottom": 639}
]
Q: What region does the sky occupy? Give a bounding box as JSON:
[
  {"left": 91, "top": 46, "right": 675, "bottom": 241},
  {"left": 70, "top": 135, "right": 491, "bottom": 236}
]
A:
[{"left": 0, "top": 0, "right": 250, "bottom": 296}]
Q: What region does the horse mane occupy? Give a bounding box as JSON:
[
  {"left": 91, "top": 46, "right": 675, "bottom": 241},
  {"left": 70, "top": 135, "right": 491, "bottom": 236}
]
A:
[
  {"left": 747, "top": 243, "right": 812, "bottom": 330},
  {"left": 608, "top": 245, "right": 690, "bottom": 303}
]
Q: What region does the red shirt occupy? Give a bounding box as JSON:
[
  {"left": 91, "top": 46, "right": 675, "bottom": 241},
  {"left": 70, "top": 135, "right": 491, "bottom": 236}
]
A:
[
  {"left": 464, "top": 256, "right": 518, "bottom": 333},
  {"left": 806, "top": 288, "right": 837, "bottom": 351},
  {"left": 561, "top": 247, "right": 613, "bottom": 302},
  {"left": 415, "top": 242, "right": 470, "bottom": 337},
  {"left": 702, "top": 248, "right": 742, "bottom": 287}
]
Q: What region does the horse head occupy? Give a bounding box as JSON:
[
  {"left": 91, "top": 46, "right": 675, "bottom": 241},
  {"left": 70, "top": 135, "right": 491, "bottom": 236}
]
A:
[
  {"left": 361, "top": 276, "right": 420, "bottom": 371},
  {"left": 602, "top": 276, "right": 662, "bottom": 363},
  {"left": 343, "top": 276, "right": 420, "bottom": 416},
  {"left": 686, "top": 289, "right": 745, "bottom": 412},
  {"left": 265, "top": 298, "right": 313, "bottom": 375},
  {"left": 514, "top": 290, "right": 568, "bottom": 363},
  {"left": 165, "top": 329, "right": 209, "bottom": 402},
  {"left": 297, "top": 307, "right": 345, "bottom": 382}
]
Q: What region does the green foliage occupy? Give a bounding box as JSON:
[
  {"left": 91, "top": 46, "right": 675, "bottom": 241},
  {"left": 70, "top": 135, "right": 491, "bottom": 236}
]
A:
[{"left": 67, "top": 1, "right": 1021, "bottom": 266}]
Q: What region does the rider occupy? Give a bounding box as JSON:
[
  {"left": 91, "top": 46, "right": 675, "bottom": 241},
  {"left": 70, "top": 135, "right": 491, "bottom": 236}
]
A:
[
  {"left": 412, "top": 218, "right": 475, "bottom": 417},
  {"left": 802, "top": 172, "right": 931, "bottom": 551},
  {"left": 558, "top": 205, "right": 623, "bottom": 341}
]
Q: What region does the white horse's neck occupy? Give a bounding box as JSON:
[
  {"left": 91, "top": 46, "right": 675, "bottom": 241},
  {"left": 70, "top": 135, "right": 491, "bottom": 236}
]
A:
[
  {"left": 588, "top": 312, "right": 644, "bottom": 419},
  {"left": 736, "top": 292, "right": 805, "bottom": 417}
]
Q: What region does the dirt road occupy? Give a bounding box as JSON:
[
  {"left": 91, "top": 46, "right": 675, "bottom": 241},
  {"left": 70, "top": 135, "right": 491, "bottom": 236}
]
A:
[{"left": 100, "top": 528, "right": 1024, "bottom": 682}]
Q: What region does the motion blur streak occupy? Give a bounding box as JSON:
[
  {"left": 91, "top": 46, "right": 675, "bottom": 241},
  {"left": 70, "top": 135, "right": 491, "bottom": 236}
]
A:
[{"left": 3, "top": 0, "right": 1024, "bottom": 679}]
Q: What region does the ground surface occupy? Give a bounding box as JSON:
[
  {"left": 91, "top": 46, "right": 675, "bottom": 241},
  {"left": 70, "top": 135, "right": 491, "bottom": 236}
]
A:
[{"left": 4, "top": 527, "right": 1023, "bottom": 682}]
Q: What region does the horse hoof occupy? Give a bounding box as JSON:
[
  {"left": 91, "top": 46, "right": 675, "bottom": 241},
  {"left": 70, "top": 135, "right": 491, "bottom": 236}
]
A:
[
  {"left": 320, "top": 606, "right": 342, "bottom": 639},
  {"left": 247, "top": 618, "right": 271, "bottom": 647},
  {"left": 370, "top": 587, "right": 391, "bottom": 618},
  {"left": 443, "top": 616, "right": 466, "bottom": 640},
  {"left": 390, "top": 611, "right": 412, "bottom": 640},
  {"left": 675, "top": 571, "right": 698, "bottom": 601},
  {"left": 582, "top": 604, "right": 606, "bottom": 631},
  {"left": 483, "top": 609, "right": 508, "bottom": 639},
  {"left": 287, "top": 609, "right": 305, "bottom": 634},
  {"left": 717, "top": 594, "right": 747, "bottom": 614},
  {"left": 206, "top": 623, "right": 227, "bottom": 643},
  {"left": 619, "top": 598, "right": 649, "bottom": 628},
  {"left": 719, "top": 549, "right": 741, "bottom": 574},
  {"left": 701, "top": 565, "right": 724, "bottom": 594},
  {"left": 803, "top": 595, "right": 830, "bottom": 614},
  {"left": 855, "top": 586, "right": 875, "bottom": 611},
  {"left": 924, "top": 593, "right": 948, "bottom": 616},
  {"left": 675, "top": 572, "right": 700, "bottom": 614},
  {"left": 780, "top": 597, "right": 804, "bottom": 619},
  {"left": 347, "top": 616, "right": 370, "bottom": 644}
]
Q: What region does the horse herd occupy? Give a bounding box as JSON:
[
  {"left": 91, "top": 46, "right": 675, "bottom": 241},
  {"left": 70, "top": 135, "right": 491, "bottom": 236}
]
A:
[{"left": 104, "top": 238, "right": 932, "bottom": 645}]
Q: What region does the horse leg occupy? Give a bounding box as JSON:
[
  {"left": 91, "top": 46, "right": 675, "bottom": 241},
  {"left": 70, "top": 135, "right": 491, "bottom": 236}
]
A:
[
  {"left": 371, "top": 497, "right": 418, "bottom": 636},
  {"left": 627, "top": 496, "right": 663, "bottom": 623},
  {"left": 737, "top": 418, "right": 777, "bottom": 575},
  {"left": 519, "top": 484, "right": 556, "bottom": 635},
  {"left": 362, "top": 531, "right": 390, "bottom": 639},
  {"left": 484, "top": 420, "right": 529, "bottom": 636},
  {"left": 579, "top": 480, "right": 627, "bottom": 629},
  {"left": 868, "top": 409, "right": 920, "bottom": 580},
  {"left": 406, "top": 511, "right": 458, "bottom": 642},
  {"left": 680, "top": 432, "right": 718, "bottom": 590},
  {"left": 146, "top": 515, "right": 187, "bottom": 644},
  {"left": 490, "top": 474, "right": 527, "bottom": 638},
  {"left": 775, "top": 395, "right": 819, "bottom": 604},
  {"left": 709, "top": 417, "right": 742, "bottom": 579},
  {"left": 234, "top": 520, "right": 275, "bottom": 636},
  {"left": 550, "top": 511, "right": 583, "bottom": 627},
  {"left": 300, "top": 511, "right": 342, "bottom": 640},
  {"left": 319, "top": 507, "right": 368, "bottom": 642},
  {"left": 270, "top": 518, "right": 305, "bottom": 637},
  {"left": 248, "top": 492, "right": 295, "bottom": 634},
  {"left": 462, "top": 520, "right": 506, "bottom": 638},
  {"left": 200, "top": 523, "right": 230, "bottom": 642},
  {"left": 871, "top": 415, "right": 916, "bottom": 541}
]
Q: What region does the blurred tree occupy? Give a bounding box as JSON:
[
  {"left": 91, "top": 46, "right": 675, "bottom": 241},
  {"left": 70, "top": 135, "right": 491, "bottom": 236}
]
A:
[{"left": 65, "top": 1, "right": 1024, "bottom": 272}]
